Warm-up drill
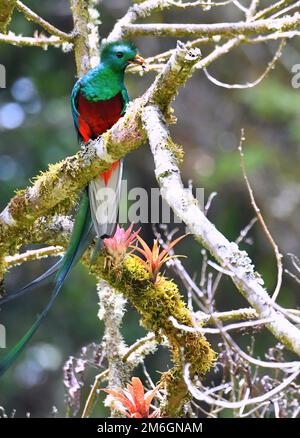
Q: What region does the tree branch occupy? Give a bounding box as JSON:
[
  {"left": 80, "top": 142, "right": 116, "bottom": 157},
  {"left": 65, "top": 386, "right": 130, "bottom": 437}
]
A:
[
  {"left": 141, "top": 104, "right": 300, "bottom": 357},
  {"left": 5, "top": 246, "right": 64, "bottom": 268},
  {"left": 124, "top": 13, "right": 300, "bottom": 38},
  {"left": 16, "top": 1, "right": 73, "bottom": 41},
  {"left": 70, "top": 0, "right": 100, "bottom": 75},
  {"left": 89, "top": 251, "right": 215, "bottom": 417},
  {"left": 107, "top": 0, "right": 188, "bottom": 42},
  {"left": 0, "top": 32, "right": 69, "bottom": 48},
  {"left": 254, "top": 0, "right": 297, "bottom": 20},
  {"left": 0, "top": 41, "right": 201, "bottom": 256},
  {"left": 97, "top": 279, "right": 130, "bottom": 417}
]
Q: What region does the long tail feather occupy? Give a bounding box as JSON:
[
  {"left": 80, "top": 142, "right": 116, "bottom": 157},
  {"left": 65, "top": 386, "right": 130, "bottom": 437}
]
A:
[
  {"left": 89, "top": 159, "right": 123, "bottom": 264},
  {"left": 0, "top": 259, "right": 62, "bottom": 306},
  {"left": 0, "top": 190, "right": 94, "bottom": 376},
  {"left": 89, "top": 159, "right": 123, "bottom": 239}
]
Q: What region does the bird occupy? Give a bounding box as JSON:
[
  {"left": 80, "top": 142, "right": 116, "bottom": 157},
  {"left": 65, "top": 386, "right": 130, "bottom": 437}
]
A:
[{"left": 0, "top": 40, "right": 145, "bottom": 375}]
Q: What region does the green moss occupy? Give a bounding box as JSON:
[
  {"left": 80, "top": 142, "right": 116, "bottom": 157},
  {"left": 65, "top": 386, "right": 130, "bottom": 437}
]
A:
[
  {"left": 91, "top": 254, "right": 216, "bottom": 417},
  {"left": 168, "top": 140, "right": 184, "bottom": 165},
  {"left": 94, "top": 254, "right": 216, "bottom": 379},
  {"left": 160, "top": 368, "right": 191, "bottom": 417},
  {"left": 0, "top": 0, "right": 17, "bottom": 34},
  {"left": 158, "top": 170, "right": 171, "bottom": 180}
]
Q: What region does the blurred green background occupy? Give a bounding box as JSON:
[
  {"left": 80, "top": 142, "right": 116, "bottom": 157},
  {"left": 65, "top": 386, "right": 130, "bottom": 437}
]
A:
[{"left": 0, "top": 0, "right": 299, "bottom": 417}]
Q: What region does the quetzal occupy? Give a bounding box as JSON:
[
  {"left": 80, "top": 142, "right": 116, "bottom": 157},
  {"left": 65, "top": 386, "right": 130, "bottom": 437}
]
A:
[{"left": 0, "top": 41, "right": 145, "bottom": 375}]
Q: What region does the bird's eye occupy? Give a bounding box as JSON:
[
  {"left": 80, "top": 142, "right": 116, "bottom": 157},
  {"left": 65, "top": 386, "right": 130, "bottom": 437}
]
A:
[{"left": 116, "top": 52, "right": 123, "bottom": 58}]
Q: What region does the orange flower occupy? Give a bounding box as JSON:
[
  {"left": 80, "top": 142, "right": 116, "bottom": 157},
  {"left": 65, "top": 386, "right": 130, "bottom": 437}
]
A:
[
  {"left": 102, "top": 377, "right": 160, "bottom": 418},
  {"left": 132, "top": 234, "right": 187, "bottom": 283}
]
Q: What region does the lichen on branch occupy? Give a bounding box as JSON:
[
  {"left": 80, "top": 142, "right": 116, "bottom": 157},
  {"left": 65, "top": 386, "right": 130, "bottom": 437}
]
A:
[
  {"left": 142, "top": 104, "right": 300, "bottom": 358},
  {"left": 91, "top": 253, "right": 215, "bottom": 417}
]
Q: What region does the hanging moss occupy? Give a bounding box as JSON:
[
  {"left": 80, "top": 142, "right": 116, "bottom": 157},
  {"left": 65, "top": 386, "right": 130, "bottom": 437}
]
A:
[
  {"left": 92, "top": 253, "right": 216, "bottom": 381},
  {"left": 91, "top": 253, "right": 216, "bottom": 416}
]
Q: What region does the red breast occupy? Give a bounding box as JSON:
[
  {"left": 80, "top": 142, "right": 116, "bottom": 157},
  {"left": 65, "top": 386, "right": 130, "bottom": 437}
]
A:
[{"left": 77, "top": 91, "right": 123, "bottom": 142}]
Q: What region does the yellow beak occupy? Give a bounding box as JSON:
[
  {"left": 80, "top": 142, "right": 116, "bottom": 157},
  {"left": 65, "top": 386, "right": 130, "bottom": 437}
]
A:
[{"left": 129, "top": 54, "right": 145, "bottom": 67}]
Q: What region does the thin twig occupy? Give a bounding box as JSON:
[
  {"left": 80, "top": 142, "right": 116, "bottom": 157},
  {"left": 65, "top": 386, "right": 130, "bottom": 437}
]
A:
[
  {"left": 16, "top": 1, "right": 73, "bottom": 41},
  {"left": 168, "top": 0, "right": 234, "bottom": 8},
  {"left": 81, "top": 334, "right": 157, "bottom": 418},
  {"left": 254, "top": 0, "right": 297, "bottom": 20},
  {"left": 203, "top": 38, "right": 286, "bottom": 89},
  {"left": 271, "top": 0, "right": 300, "bottom": 19},
  {"left": 246, "top": 0, "right": 260, "bottom": 20},
  {"left": 238, "top": 130, "right": 283, "bottom": 302},
  {"left": 184, "top": 364, "right": 300, "bottom": 409},
  {"left": 285, "top": 269, "right": 300, "bottom": 285},
  {"left": 5, "top": 246, "right": 64, "bottom": 268}
]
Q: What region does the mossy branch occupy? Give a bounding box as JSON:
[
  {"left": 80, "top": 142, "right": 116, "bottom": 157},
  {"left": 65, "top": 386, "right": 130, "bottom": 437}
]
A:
[
  {"left": 5, "top": 246, "right": 64, "bottom": 268},
  {"left": 91, "top": 254, "right": 215, "bottom": 417},
  {"left": 2, "top": 0, "right": 300, "bottom": 415},
  {"left": 0, "top": 41, "right": 201, "bottom": 261},
  {"left": 70, "top": 0, "right": 100, "bottom": 75},
  {"left": 97, "top": 280, "right": 131, "bottom": 417}
]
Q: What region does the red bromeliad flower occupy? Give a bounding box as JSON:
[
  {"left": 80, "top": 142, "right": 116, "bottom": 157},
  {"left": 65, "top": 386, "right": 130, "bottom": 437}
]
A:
[
  {"left": 102, "top": 377, "right": 160, "bottom": 418},
  {"left": 103, "top": 224, "right": 140, "bottom": 262},
  {"left": 133, "top": 234, "right": 187, "bottom": 283}
]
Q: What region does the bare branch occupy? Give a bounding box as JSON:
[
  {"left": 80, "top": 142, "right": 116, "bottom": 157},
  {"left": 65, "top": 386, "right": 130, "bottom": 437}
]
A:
[
  {"left": 271, "top": 0, "right": 300, "bottom": 19},
  {"left": 81, "top": 369, "right": 109, "bottom": 418},
  {"left": 184, "top": 364, "right": 300, "bottom": 409},
  {"left": 203, "top": 307, "right": 298, "bottom": 323},
  {"left": 146, "top": 41, "right": 202, "bottom": 112},
  {"left": 128, "top": 31, "right": 300, "bottom": 75},
  {"left": 167, "top": 0, "right": 234, "bottom": 8},
  {"left": 246, "top": 0, "right": 260, "bottom": 20},
  {"left": 254, "top": 0, "right": 298, "bottom": 20},
  {"left": 286, "top": 269, "right": 300, "bottom": 285},
  {"left": 16, "top": 1, "right": 73, "bottom": 41},
  {"left": 238, "top": 130, "right": 283, "bottom": 302},
  {"left": 124, "top": 13, "right": 300, "bottom": 38},
  {"left": 235, "top": 217, "right": 257, "bottom": 244},
  {"left": 142, "top": 104, "right": 300, "bottom": 356},
  {"left": 195, "top": 37, "right": 243, "bottom": 69},
  {"left": 107, "top": 0, "right": 233, "bottom": 43},
  {"left": 203, "top": 38, "right": 286, "bottom": 89},
  {"left": 249, "top": 29, "right": 300, "bottom": 42},
  {"left": 107, "top": 0, "right": 179, "bottom": 42}
]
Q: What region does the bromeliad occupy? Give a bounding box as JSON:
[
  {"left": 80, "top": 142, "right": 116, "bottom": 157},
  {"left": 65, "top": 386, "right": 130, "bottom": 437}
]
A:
[
  {"left": 132, "top": 234, "right": 187, "bottom": 284},
  {"left": 0, "top": 41, "right": 145, "bottom": 375},
  {"left": 102, "top": 377, "right": 160, "bottom": 418}
]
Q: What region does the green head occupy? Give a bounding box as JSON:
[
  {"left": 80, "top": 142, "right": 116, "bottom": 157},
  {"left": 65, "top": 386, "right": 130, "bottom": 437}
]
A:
[{"left": 100, "top": 40, "right": 145, "bottom": 72}]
